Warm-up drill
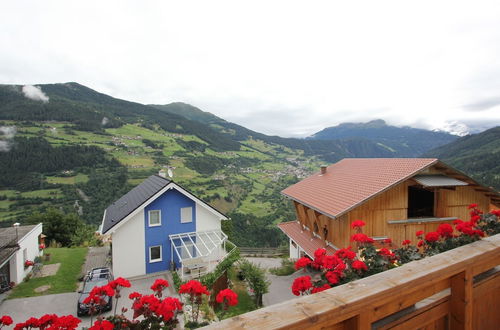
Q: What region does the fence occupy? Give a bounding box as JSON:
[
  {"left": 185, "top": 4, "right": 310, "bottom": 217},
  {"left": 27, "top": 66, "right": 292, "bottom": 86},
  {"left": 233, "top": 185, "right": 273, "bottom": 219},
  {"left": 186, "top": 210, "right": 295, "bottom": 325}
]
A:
[
  {"left": 203, "top": 234, "right": 500, "bottom": 329},
  {"left": 238, "top": 246, "right": 288, "bottom": 257}
]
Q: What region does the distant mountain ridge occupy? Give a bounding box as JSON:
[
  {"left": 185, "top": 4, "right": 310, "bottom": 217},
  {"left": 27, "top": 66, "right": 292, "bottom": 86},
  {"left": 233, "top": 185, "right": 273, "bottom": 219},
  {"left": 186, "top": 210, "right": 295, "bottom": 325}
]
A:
[{"left": 307, "top": 119, "right": 458, "bottom": 157}]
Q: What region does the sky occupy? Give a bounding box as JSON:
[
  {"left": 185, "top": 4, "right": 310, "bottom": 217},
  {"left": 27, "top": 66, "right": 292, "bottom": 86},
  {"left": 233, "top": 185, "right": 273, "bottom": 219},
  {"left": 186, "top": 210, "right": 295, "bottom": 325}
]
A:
[{"left": 1, "top": 1, "right": 500, "bottom": 137}]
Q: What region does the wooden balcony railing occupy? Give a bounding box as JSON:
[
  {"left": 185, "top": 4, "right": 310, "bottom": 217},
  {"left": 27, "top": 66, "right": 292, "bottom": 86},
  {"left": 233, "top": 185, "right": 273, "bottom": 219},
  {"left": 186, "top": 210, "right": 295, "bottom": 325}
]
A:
[{"left": 203, "top": 234, "right": 500, "bottom": 330}]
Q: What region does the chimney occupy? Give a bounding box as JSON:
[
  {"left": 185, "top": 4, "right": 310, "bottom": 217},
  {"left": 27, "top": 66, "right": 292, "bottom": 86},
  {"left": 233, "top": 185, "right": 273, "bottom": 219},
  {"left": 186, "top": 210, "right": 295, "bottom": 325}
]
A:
[
  {"left": 158, "top": 169, "right": 166, "bottom": 178},
  {"left": 320, "top": 165, "right": 327, "bottom": 175}
]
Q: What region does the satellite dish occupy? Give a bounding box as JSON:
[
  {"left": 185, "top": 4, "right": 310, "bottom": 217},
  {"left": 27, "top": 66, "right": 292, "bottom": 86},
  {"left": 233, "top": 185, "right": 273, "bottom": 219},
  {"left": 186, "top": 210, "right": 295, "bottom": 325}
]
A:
[{"left": 167, "top": 168, "right": 173, "bottom": 179}]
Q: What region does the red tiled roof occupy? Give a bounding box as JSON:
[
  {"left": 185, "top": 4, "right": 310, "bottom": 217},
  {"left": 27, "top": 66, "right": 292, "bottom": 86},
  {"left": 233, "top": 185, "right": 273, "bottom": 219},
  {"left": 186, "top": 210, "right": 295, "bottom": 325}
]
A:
[
  {"left": 282, "top": 158, "right": 438, "bottom": 219},
  {"left": 278, "top": 221, "right": 336, "bottom": 258}
]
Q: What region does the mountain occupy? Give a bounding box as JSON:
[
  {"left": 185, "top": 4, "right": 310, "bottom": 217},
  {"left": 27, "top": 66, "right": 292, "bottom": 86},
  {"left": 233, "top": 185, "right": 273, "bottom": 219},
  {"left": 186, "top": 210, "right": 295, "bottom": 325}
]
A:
[
  {"left": 0, "top": 83, "right": 240, "bottom": 151},
  {"left": 423, "top": 126, "right": 500, "bottom": 191},
  {"left": 307, "top": 119, "right": 458, "bottom": 157}
]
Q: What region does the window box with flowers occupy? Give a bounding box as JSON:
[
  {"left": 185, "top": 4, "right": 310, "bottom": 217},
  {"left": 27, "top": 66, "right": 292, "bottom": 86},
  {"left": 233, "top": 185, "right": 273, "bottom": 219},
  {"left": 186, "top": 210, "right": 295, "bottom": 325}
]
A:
[
  {"left": 24, "top": 260, "right": 34, "bottom": 269},
  {"left": 290, "top": 205, "right": 500, "bottom": 297}
]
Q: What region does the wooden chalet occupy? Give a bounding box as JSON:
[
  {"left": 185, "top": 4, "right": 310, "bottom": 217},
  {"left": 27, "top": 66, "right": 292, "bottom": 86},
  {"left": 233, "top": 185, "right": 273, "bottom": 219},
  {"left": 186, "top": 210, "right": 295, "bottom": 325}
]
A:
[{"left": 278, "top": 158, "right": 500, "bottom": 256}]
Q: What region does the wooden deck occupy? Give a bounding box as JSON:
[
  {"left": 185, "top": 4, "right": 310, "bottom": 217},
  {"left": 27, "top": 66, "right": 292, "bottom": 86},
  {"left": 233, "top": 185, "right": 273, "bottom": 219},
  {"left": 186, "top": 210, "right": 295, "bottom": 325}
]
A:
[{"left": 202, "top": 234, "right": 500, "bottom": 330}]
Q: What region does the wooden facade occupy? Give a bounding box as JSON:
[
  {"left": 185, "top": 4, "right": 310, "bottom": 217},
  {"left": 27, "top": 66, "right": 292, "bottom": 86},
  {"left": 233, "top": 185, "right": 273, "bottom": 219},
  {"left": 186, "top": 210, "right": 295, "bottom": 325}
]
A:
[
  {"left": 293, "top": 165, "right": 494, "bottom": 249},
  {"left": 203, "top": 234, "right": 500, "bottom": 330}
]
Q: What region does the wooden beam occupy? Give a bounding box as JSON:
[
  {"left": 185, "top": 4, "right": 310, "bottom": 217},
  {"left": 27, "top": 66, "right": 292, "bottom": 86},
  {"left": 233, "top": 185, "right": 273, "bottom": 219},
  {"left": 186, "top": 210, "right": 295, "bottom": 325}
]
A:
[
  {"left": 202, "top": 235, "right": 500, "bottom": 330},
  {"left": 450, "top": 270, "right": 473, "bottom": 330}
]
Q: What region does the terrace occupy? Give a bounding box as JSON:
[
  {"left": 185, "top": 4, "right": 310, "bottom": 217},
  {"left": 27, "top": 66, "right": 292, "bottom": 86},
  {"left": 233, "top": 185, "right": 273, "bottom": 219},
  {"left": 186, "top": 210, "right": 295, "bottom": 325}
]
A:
[
  {"left": 169, "top": 229, "right": 236, "bottom": 280},
  {"left": 203, "top": 233, "right": 500, "bottom": 329}
]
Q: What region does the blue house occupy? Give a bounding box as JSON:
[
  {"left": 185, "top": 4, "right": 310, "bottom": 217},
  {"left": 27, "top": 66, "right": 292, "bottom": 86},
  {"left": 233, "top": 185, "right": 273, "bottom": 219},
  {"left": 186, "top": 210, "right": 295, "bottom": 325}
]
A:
[{"left": 101, "top": 174, "right": 231, "bottom": 279}]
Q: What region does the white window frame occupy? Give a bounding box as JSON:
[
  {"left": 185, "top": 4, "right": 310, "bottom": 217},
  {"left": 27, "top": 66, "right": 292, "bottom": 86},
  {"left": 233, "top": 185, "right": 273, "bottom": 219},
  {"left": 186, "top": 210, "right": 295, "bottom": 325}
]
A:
[
  {"left": 180, "top": 207, "right": 193, "bottom": 223},
  {"left": 148, "top": 210, "right": 161, "bottom": 227},
  {"left": 149, "top": 245, "right": 162, "bottom": 263}
]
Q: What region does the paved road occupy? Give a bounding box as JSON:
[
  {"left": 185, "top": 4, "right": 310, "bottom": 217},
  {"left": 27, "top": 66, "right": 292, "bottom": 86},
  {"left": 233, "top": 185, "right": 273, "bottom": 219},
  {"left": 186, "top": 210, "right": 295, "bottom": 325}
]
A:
[
  {"left": 245, "top": 257, "right": 310, "bottom": 307},
  {"left": 0, "top": 273, "right": 177, "bottom": 328}
]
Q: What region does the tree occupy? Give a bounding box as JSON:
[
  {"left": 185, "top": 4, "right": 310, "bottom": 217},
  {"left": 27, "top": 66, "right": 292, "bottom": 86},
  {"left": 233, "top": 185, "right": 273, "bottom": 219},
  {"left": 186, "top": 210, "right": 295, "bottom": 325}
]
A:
[
  {"left": 239, "top": 260, "right": 270, "bottom": 307},
  {"left": 27, "top": 208, "right": 86, "bottom": 246}
]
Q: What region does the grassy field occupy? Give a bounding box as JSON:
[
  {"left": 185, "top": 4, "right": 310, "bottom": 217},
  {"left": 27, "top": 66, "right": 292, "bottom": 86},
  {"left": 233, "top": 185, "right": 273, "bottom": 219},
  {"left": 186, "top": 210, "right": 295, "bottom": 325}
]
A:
[
  {"left": 20, "top": 189, "right": 63, "bottom": 199},
  {"left": 46, "top": 173, "right": 89, "bottom": 185},
  {"left": 9, "top": 247, "right": 88, "bottom": 299}
]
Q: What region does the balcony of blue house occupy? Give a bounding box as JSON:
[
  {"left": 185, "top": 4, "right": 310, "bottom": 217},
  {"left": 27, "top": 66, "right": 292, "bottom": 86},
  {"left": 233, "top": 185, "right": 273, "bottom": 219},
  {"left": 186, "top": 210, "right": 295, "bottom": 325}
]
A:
[{"left": 169, "top": 229, "right": 236, "bottom": 280}]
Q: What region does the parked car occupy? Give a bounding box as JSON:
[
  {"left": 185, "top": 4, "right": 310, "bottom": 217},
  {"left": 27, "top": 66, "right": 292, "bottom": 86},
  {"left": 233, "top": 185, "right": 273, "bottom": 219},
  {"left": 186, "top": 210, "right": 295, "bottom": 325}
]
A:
[{"left": 77, "top": 267, "right": 113, "bottom": 316}]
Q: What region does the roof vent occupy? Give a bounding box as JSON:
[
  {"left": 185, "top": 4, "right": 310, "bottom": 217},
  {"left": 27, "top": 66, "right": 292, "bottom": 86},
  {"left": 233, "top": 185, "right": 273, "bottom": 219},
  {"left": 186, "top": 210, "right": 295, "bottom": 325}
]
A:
[{"left": 320, "top": 165, "right": 327, "bottom": 175}]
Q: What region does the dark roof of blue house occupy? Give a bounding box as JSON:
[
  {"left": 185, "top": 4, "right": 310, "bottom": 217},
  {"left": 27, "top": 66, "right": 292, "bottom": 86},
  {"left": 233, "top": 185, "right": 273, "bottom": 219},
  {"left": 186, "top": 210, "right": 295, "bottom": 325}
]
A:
[{"left": 101, "top": 175, "right": 171, "bottom": 234}]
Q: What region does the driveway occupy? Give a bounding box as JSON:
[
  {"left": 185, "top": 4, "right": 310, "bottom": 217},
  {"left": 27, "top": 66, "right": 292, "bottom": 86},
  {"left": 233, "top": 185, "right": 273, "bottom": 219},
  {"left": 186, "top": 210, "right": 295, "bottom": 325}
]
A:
[
  {"left": 0, "top": 272, "right": 178, "bottom": 328},
  {"left": 245, "top": 257, "right": 311, "bottom": 307}
]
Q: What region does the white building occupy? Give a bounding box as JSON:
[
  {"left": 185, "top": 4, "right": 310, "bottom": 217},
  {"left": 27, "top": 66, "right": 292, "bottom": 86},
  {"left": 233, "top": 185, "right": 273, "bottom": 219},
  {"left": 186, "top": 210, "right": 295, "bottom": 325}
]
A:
[
  {"left": 0, "top": 223, "right": 43, "bottom": 284},
  {"left": 101, "top": 175, "right": 234, "bottom": 280}
]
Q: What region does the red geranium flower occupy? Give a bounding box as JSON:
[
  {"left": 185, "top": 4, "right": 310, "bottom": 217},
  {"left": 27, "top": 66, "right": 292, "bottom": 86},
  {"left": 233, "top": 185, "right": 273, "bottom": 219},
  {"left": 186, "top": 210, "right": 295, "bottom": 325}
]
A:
[
  {"left": 325, "top": 271, "right": 340, "bottom": 285},
  {"left": 0, "top": 315, "right": 13, "bottom": 326},
  {"left": 351, "top": 260, "right": 368, "bottom": 271},
  {"left": 216, "top": 288, "right": 238, "bottom": 307},
  {"left": 402, "top": 239, "right": 411, "bottom": 246},
  {"left": 179, "top": 280, "right": 209, "bottom": 296},
  {"left": 150, "top": 278, "right": 169, "bottom": 297},
  {"left": 314, "top": 248, "right": 326, "bottom": 259},
  {"left": 416, "top": 230, "right": 424, "bottom": 237},
  {"left": 110, "top": 277, "right": 131, "bottom": 289},
  {"left": 383, "top": 238, "right": 392, "bottom": 245},
  {"left": 335, "top": 247, "right": 356, "bottom": 260},
  {"left": 417, "top": 240, "right": 424, "bottom": 247},
  {"left": 294, "top": 257, "right": 312, "bottom": 270},
  {"left": 425, "top": 231, "right": 440, "bottom": 243},
  {"left": 351, "top": 220, "right": 366, "bottom": 229},
  {"left": 351, "top": 233, "right": 374, "bottom": 244},
  {"left": 311, "top": 284, "right": 331, "bottom": 293},
  {"left": 292, "top": 276, "right": 312, "bottom": 296},
  {"left": 468, "top": 203, "right": 478, "bottom": 209},
  {"left": 437, "top": 223, "right": 453, "bottom": 238},
  {"left": 89, "top": 320, "right": 114, "bottom": 330},
  {"left": 129, "top": 291, "right": 142, "bottom": 300}
]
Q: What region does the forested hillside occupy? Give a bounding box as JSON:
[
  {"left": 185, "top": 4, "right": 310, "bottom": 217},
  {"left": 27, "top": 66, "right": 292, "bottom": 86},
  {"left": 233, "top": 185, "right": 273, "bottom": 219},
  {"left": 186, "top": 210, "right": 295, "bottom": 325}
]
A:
[{"left": 423, "top": 126, "right": 500, "bottom": 191}]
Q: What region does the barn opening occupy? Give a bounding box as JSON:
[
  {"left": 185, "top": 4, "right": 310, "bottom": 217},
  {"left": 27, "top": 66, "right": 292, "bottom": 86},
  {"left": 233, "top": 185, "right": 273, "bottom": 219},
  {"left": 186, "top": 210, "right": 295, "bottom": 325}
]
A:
[{"left": 408, "top": 186, "right": 435, "bottom": 218}]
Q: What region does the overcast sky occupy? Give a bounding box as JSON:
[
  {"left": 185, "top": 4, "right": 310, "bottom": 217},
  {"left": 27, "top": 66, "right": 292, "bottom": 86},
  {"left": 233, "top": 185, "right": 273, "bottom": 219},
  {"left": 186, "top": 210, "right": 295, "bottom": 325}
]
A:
[{"left": 1, "top": 1, "right": 500, "bottom": 137}]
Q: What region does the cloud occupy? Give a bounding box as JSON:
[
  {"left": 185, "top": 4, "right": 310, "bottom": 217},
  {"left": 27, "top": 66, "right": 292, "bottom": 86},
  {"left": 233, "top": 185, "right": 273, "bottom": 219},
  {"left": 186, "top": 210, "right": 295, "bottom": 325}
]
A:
[
  {"left": 22, "top": 85, "right": 49, "bottom": 102},
  {"left": 463, "top": 97, "right": 500, "bottom": 112},
  {"left": 0, "top": 126, "right": 17, "bottom": 152}
]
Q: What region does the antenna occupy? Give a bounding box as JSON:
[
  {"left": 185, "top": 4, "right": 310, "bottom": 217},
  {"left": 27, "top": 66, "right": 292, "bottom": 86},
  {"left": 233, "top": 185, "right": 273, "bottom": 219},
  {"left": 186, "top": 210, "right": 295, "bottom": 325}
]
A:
[{"left": 167, "top": 168, "right": 173, "bottom": 179}]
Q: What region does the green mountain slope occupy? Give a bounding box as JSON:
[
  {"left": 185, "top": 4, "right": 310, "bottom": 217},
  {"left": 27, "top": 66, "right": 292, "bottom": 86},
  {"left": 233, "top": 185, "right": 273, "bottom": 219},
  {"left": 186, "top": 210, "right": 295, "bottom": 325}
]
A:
[
  {"left": 152, "top": 103, "right": 398, "bottom": 161},
  {"left": 0, "top": 83, "right": 240, "bottom": 151},
  {"left": 423, "top": 126, "right": 500, "bottom": 190}
]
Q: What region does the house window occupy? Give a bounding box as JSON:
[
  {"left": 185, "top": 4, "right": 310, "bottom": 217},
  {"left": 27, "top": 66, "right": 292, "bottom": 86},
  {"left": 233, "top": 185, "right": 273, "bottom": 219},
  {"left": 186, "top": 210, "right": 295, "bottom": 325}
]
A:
[
  {"left": 408, "top": 186, "right": 435, "bottom": 218},
  {"left": 148, "top": 210, "right": 161, "bottom": 227},
  {"left": 149, "top": 245, "right": 162, "bottom": 262},
  {"left": 180, "top": 207, "right": 193, "bottom": 223}
]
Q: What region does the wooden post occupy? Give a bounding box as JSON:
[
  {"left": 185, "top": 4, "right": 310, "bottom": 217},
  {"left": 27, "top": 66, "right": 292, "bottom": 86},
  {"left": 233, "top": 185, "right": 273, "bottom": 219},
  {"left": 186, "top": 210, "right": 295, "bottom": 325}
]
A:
[
  {"left": 450, "top": 269, "right": 473, "bottom": 330},
  {"left": 345, "top": 313, "right": 371, "bottom": 330}
]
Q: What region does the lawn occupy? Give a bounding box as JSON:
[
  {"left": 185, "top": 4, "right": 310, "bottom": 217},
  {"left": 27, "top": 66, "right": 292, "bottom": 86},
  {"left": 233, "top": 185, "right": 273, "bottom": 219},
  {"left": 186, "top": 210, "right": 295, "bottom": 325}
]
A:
[
  {"left": 217, "top": 268, "right": 257, "bottom": 319},
  {"left": 9, "top": 247, "right": 88, "bottom": 299}
]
